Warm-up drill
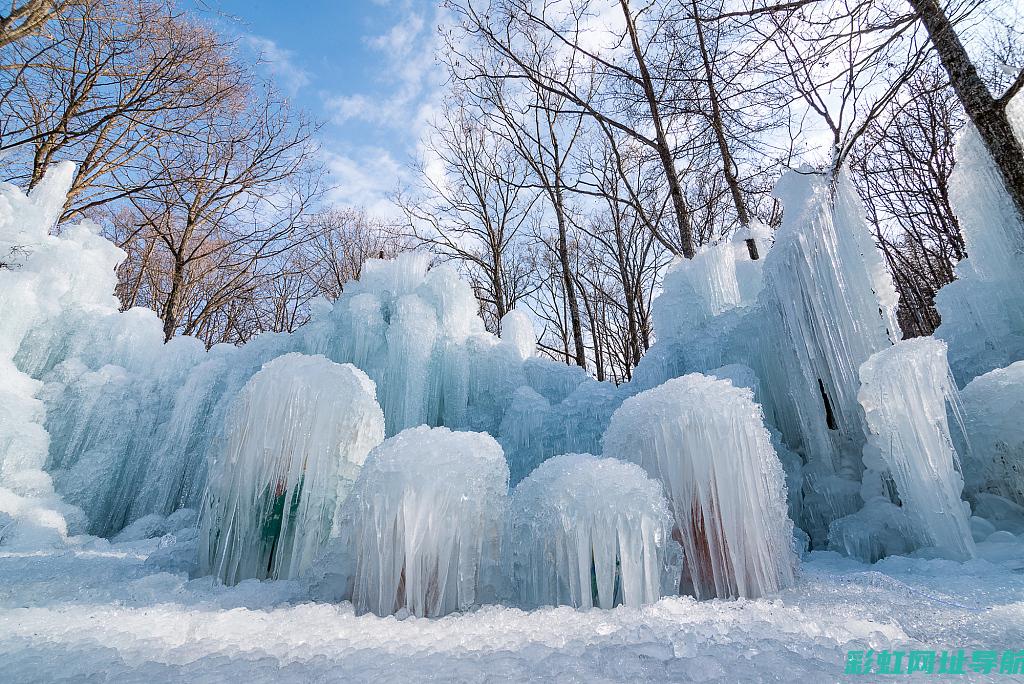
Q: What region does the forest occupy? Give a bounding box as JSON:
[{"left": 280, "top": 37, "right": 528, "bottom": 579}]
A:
[{"left": 3, "top": 0, "right": 1021, "bottom": 384}]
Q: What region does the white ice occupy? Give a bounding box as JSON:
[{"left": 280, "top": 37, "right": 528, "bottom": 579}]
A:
[
  {"left": 602, "top": 374, "right": 797, "bottom": 599},
  {"left": 855, "top": 338, "right": 975, "bottom": 561},
  {"left": 198, "top": 353, "right": 384, "bottom": 584},
  {"left": 961, "top": 360, "right": 1024, "bottom": 508},
  {"left": 507, "top": 453, "right": 671, "bottom": 609},
  {"left": 323, "top": 426, "right": 508, "bottom": 618}
]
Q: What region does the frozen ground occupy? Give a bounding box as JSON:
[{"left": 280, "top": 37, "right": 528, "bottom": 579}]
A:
[{"left": 2, "top": 535, "right": 1022, "bottom": 683}]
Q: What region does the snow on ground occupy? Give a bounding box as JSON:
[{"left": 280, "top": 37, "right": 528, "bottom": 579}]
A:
[{"left": 2, "top": 535, "right": 1022, "bottom": 683}]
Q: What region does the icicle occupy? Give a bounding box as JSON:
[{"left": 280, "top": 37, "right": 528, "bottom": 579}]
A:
[
  {"left": 198, "top": 353, "right": 384, "bottom": 585},
  {"left": 856, "top": 338, "right": 976, "bottom": 560},
  {"left": 339, "top": 426, "right": 508, "bottom": 617},
  {"left": 507, "top": 453, "right": 670, "bottom": 609},
  {"left": 602, "top": 374, "right": 796, "bottom": 599}
]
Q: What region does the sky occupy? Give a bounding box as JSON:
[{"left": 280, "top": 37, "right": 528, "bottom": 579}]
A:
[{"left": 190, "top": 0, "right": 448, "bottom": 217}]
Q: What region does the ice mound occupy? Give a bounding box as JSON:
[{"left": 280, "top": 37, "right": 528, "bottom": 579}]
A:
[
  {"left": 507, "top": 453, "right": 671, "bottom": 609},
  {"left": 855, "top": 338, "right": 975, "bottom": 560},
  {"left": 335, "top": 426, "right": 508, "bottom": 617},
  {"left": 961, "top": 360, "right": 1024, "bottom": 507},
  {"left": 199, "top": 353, "right": 384, "bottom": 585},
  {"left": 603, "top": 374, "right": 796, "bottom": 599}
]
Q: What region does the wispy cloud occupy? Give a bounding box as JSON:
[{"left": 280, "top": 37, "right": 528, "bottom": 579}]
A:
[
  {"left": 322, "top": 147, "right": 407, "bottom": 218},
  {"left": 322, "top": 5, "right": 444, "bottom": 136},
  {"left": 319, "top": 3, "right": 450, "bottom": 215},
  {"left": 242, "top": 34, "right": 311, "bottom": 96}
]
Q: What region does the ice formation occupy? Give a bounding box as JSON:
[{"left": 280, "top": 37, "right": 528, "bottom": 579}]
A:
[
  {"left": 0, "top": 175, "right": 597, "bottom": 542},
  {"left": 198, "top": 353, "right": 384, "bottom": 584},
  {"left": 961, "top": 360, "right": 1024, "bottom": 507},
  {"left": 602, "top": 374, "right": 797, "bottom": 599},
  {"left": 630, "top": 170, "right": 900, "bottom": 546},
  {"left": 853, "top": 338, "right": 975, "bottom": 560},
  {"left": 0, "top": 163, "right": 121, "bottom": 546},
  {"left": 935, "top": 97, "right": 1024, "bottom": 383},
  {"left": 3, "top": 87, "right": 1023, "bottom": 615},
  {"left": 331, "top": 426, "right": 508, "bottom": 617},
  {"left": 507, "top": 453, "right": 671, "bottom": 609},
  {"left": 753, "top": 172, "right": 900, "bottom": 544}
]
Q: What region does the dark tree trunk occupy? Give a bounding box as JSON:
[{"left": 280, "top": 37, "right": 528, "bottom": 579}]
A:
[
  {"left": 162, "top": 258, "right": 185, "bottom": 343},
  {"left": 620, "top": 0, "right": 695, "bottom": 258},
  {"left": 908, "top": 0, "right": 1024, "bottom": 226},
  {"left": 554, "top": 192, "right": 587, "bottom": 370}
]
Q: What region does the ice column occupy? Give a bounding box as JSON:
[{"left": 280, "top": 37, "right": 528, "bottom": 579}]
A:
[
  {"left": 199, "top": 353, "right": 384, "bottom": 585},
  {"left": 342, "top": 426, "right": 509, "bottom": 617},
  {"left": 934, "top": 95, "right": 1024, "bottom": 383},
  {"left": 507, "top": 453, "right": 671, "bottom": 609},
  {"left": 857, "top": 338, "right": 976, "bottom": 559},
  {"left": 755, "top": 171, "right": 899, "bottom": 544},
  {"left": 603, "top": 374, "right": 796, "bottom": 599}
]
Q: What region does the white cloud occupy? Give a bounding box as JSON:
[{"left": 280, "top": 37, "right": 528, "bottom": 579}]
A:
[
  {"left": 243, "top": 34, "right": 311, "bottom": 96},
  {"left": 322, "top": 4, "right": 446, "bottom": 138},
  {"left": 322, "top": 146, "right": 407, "bottom": 218}
]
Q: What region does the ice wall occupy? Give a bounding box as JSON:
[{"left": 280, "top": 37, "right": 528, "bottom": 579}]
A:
[
  {"left": 603, "top": 374, "right": 796, "bottom": 599},
  {"left": 855, "top": 338, "right": 975, "bottom": 560},
  {"left": 3, "top": 193, "right": 599, "bottom": 539},
  {"left": 756, "top": 172, "right": 898, "bottom": 494},
  {"left": 336, "top": 426, "right": 508, "bottom": 617},
  {"left": 507, "top": 453, "right": 671, "bottom": 609},
  {"left": 0, "top": 163, "right": 121, "bottom": 546},
  {"left": 961, "top": 360, "right": 1024, "bottom": 507},
  {"left": 198, "top": 354, "right": 384, "bottom": 585},
  {"left": 935, "top": 96, "right": 1024, "bottom": 384}
]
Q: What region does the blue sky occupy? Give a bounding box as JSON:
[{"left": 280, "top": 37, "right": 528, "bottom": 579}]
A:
[{"left": 192, "top": 0, "right": 447, "bottom": 216}]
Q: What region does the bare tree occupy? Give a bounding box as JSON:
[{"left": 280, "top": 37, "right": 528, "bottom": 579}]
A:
[
  {"left": 445, "top": 0, "right": 699, "bottom": 257},
  {"left": 304, "top": 207, "right": 410, "bottom": 300},
  {"left": 0, "top": 0, "right": 69, "bottom": 48},
  {"left": 851, "top": 64, "right": 966, "bottom": 336},
  {"left": 0, "top": 0, "right": 242, "bottom": 219},
  {"left": 907, "top": 0, "right": 1024, "bottom": 226},
  {"left": 398, "top": 100, "right": 538, "bottom": 333},
  {"left": 121, "top": 87, "right": 321, "bottom": 342}
]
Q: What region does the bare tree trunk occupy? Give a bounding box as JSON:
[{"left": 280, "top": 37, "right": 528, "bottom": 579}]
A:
[
  {"left": 553, "top": 188, "right": 587, "bottom": 370},
  {"left": 908, "top": 0, "right": 1024, "bottom": 226},
  {"left": 620, "top": 0, "right": 695, "bottom": 258},
  {"left": 162, "top": 257, "right": 184, "bottom": 343}
]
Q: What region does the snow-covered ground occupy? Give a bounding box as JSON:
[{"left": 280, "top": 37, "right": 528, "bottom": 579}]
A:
[{"left": 2, "top": 534, "right": 1021, "bottom": 682}]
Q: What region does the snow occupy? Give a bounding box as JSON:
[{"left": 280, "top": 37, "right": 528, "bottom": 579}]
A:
[
  {"left": 507, "top": 453, "right": 671, "bottom": 609},
  {"left": 315, "top": 426, "right": 509, "bottom": 618},
  {"left": 1, "top": 532, "right": 1022, "bottom": 682},
  {"left": 199, "top": 354, "right": 384, "bottom": 585},
  {"left": 855, "top": 338, "right": 975, "bottom": 561},
  {"left": 602, "top": 374, "right": 797, "bottom": 600}
]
